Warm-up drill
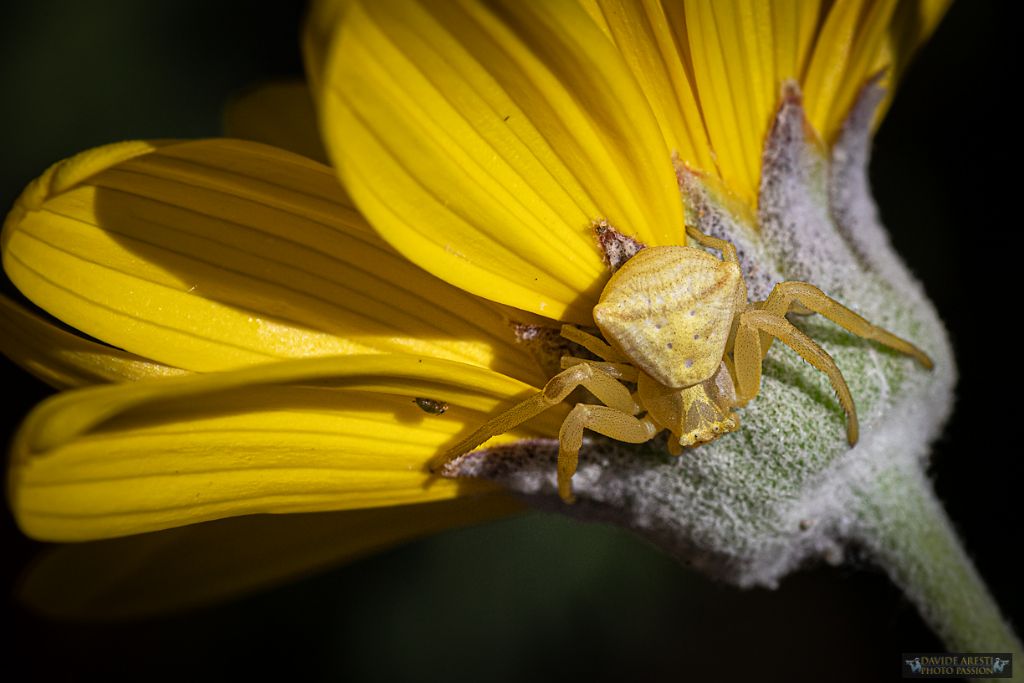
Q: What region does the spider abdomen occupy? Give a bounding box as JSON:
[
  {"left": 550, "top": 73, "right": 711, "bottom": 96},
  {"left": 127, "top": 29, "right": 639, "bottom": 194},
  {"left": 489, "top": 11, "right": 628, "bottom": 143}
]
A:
[{"left": 593, "top": 246, "right": 743, "bottom": 389}]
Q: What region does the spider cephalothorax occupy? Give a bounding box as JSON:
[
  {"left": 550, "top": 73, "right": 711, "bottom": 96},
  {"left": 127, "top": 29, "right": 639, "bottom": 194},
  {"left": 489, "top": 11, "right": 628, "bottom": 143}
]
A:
[{"left": 432, "top": 225, "right": 932, "bottom": 502}]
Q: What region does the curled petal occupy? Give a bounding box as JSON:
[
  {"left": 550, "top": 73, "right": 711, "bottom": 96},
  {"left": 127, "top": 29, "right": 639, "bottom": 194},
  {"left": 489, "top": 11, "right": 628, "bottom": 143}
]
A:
[
  {"left": 0, "top": 294, "right": 186, "bottom": 388},
  {"left": 10, "top": 354, "right": 562, "bottom": 541},
  {"left": 1, "top": 139, "right": 540, "bottom": 385}
]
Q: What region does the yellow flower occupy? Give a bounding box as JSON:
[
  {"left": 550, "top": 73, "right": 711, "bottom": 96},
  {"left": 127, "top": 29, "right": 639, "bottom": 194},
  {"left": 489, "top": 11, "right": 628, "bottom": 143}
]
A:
[
  {"left": 2, "top": 0, "right": 949, "bottom": 614},
  {"left": 312, "top": 0, "right": 949, "bottom": 323}
]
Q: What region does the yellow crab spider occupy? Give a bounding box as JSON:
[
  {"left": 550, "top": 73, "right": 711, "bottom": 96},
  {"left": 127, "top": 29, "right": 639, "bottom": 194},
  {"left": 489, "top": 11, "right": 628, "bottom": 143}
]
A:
[{"left": 431, "top": 226, "right": 933, "bottom": 502}]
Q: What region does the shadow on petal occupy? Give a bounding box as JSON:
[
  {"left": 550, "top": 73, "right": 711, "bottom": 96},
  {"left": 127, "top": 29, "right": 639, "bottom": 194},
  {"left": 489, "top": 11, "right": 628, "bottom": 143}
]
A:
[{"left": 19, "top": 495, "right": 521, "bottom": 620}]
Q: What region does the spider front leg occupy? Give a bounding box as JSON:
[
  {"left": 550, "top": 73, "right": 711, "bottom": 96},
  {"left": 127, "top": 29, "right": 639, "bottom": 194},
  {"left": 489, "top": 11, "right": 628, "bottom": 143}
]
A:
[
  {"left": 429, "top": 362, "right": 639, "bottom": 475},
  {"left": 760, "top": 281, "right": 933, "bottom": 368},
  {"left": 733, "top": 309, "right": 859, "bottom": 444},
  {"left": 560, "top": 356, "right": 639, "bottom": 382}
]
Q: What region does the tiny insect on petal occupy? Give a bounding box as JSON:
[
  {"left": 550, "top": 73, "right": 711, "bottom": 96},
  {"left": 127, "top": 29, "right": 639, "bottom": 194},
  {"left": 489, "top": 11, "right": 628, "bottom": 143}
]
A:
[{"left": 413, "top": 397, "right": 449, "bottom": 415}]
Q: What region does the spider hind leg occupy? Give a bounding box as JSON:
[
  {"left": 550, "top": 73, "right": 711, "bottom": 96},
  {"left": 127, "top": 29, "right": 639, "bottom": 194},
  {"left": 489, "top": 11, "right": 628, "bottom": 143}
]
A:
[
  {"left": 761, "top": 281, "right": 933, "bottom": 368},
  {"left": 733, "top": 309, "right": 858, "bottom": 444}
]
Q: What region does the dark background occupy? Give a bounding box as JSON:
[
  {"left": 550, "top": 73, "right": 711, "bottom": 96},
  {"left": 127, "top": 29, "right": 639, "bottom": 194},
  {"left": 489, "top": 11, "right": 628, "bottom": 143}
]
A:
[{"left": 0, "top": 2, "right": 1018, "bottom": 681}]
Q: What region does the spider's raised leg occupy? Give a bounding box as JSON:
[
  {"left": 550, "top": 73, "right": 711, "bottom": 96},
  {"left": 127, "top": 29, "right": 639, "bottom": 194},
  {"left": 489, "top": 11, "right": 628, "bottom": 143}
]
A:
[
  {"left": 559, "top": 324, "right": 637, "bottom": 381},
  {"left": 733, "top": 309, "right": 858, "bottom": 444},
  {"left": 560, "top": 324, "right": 627, "bottom": 362},
  {"left": 429, "top": 363, "right": 638, "bottom": 472},
  {"left": 760, "top": 282, "right": 933, "bottom": 368},
  {"left": 685, "top": 224, "right": 738, "bottom": 262},
  {"left": 557, "top": 406, "right": 659, "bottom": 502}
]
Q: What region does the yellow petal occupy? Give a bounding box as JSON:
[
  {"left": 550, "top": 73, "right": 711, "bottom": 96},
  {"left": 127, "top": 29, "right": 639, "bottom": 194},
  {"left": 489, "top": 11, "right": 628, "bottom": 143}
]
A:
[
  {"left": 20, "top": 496, "right": 519, "bottom": 619},
  {"left": 223, "top": 81, "right": 329, "bottom": 164},
  {"left": 2, "top": 138, "right": 541, "bottom": 385},
  {"left": 683, "top": 0, "right": 778, "bottom": 205},
  {"left": 10, "top": 354, "right": 561, "bottom": 541},
  {"left": 581, "top": 0, "right": 715, "bottom": 176},
  {"left": 314, "top": 0, "right": 683, "bottom": 324},
  {"left": 770, "top": 0, "right": 822, "bottom": 85},
  {"left": 804, "top": 0, "right": 899, "bottom": 143},
  {"left": 0, "top": 293, "right": 187, "bottom": 388}
]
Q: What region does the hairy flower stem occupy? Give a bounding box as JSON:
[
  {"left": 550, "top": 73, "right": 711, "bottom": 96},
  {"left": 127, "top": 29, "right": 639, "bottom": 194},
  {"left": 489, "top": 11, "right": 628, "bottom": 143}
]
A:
[{"left": 851, "top": 462, "right": 1022, "bottom": 659}]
